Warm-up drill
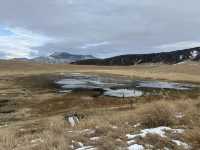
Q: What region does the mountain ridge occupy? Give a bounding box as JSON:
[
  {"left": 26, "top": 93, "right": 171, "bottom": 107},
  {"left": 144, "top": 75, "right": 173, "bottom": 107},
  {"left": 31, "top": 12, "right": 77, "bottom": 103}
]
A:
[
  {"left": 73, "top": 47, "right": 200, "bottom": 66},
  {"left": 11, "top": 52, "right": 96, "bottom": 64}
]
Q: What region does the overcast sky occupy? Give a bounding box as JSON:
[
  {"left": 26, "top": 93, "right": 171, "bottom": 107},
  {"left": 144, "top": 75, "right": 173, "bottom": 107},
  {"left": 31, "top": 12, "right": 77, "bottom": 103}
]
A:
[{"left": 0, "top": 0, "right": 200, "bottom": 59}]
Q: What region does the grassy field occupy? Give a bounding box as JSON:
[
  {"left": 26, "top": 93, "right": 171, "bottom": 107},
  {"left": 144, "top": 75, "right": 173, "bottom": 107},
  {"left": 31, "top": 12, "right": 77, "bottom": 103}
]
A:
[
  {"left": 0, "top": 60, "right": 200, "bottom": 150},
  {"left": 0, "top": 60, "right": 200, "bottom": 83}
]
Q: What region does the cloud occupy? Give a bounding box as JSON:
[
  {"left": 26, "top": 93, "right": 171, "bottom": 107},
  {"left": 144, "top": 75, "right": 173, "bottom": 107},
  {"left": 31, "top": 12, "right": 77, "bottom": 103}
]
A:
[
  {"left": 0, "top": 0, "right": 200, "bottom": 58},
  {"left": 80, "top": 41, "right": 110, "bottom": 49},
  {"left": 0, "top": 27, "right": 51, "bottom": 59},
  {"left": 156, "top": 41, "right": 200, "bottom": 51}
]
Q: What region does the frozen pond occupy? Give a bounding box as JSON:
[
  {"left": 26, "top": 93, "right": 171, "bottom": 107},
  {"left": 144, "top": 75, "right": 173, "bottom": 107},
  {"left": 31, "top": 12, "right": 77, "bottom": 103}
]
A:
[
  {"left": 136, "top": 81, "right": 197, "bottom": 90},
  {"left": 56, "top": 73, "right": 199, "bottom": 98}
]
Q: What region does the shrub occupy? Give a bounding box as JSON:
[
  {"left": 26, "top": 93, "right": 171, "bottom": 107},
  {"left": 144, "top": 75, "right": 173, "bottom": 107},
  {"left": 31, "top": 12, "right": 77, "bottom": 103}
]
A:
[{"left": 138, "top": 101, "right": 177, "bottom": 128}]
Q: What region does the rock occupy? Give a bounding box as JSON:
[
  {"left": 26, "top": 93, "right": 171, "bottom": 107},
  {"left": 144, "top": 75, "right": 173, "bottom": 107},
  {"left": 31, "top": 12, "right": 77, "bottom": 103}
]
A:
[{"left": 64, "top": 113, "right": 84, "bottom": 127}]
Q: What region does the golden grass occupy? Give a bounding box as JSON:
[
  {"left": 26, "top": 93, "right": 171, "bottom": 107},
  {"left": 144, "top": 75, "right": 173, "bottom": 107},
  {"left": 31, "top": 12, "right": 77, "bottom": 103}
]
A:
[
  {"left": 0, "top": 60, "right": 200, "bottom": 83},
  {"left": 0, "top": 61, "right": 200, "bottom": 149},
  {"left": 0, "top": 97, "right": 199, "bottom": 150},
  {"left": 136, "top": 101, "right": 177, "bottom": 128},
  {"left": 184, "top": 127, "right": 200, "bottom": 150}
]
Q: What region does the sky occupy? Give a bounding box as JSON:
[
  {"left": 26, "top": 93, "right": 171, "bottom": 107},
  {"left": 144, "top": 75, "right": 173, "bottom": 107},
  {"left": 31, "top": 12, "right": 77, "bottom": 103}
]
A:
[{"left": 0, "top": 0, "right": 200, "bottom": 59}]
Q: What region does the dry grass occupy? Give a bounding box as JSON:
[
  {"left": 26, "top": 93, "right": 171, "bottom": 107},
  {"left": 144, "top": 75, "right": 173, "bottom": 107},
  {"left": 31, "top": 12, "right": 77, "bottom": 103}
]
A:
[
  {"left": 184, "top": 127, "right": 200, "bottom": 150},
  {"left": 0, "top": 61, "right": 200, "bottom": 149},
  {"left": 0, "top": 60, "right": 200, "bottom": 83},
  {"left": 0, "top": 98, "right": 199, "bottom": 150},
  {"left": 0, "top": 131, "right": 17, "bottom": 150},
  {"left": 136, "top": 101, "right": 177, "bottom": 128}
]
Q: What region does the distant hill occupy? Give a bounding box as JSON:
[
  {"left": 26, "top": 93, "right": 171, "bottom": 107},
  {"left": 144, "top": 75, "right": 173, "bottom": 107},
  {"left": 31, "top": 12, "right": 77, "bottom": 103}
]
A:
[
  {"left": 73, "top": 47, "right": 200, "bottom": 66},
  {"left": 11, "top": 52, "right": 96, "bottom": 64}
]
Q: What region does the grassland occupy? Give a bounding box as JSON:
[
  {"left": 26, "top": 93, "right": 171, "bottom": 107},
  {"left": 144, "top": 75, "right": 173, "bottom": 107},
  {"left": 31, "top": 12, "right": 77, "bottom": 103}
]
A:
[
  {"left": 0, "top": 60, "right": 199, "bottom": 150},
  {"left": 0, "top": 60, "right": 200, "bottom": 83}
]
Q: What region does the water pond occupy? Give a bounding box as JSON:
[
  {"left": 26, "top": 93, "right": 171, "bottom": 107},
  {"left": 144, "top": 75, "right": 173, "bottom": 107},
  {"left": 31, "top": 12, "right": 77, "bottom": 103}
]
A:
[{"left": 56, "top": 73, "right": 199, "bottom": 98}]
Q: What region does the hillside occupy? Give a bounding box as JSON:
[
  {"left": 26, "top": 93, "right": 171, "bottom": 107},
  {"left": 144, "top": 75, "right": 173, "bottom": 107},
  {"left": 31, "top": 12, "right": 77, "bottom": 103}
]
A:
[{"left": 73, "top": 47, "right": 200, "bottom": 65}]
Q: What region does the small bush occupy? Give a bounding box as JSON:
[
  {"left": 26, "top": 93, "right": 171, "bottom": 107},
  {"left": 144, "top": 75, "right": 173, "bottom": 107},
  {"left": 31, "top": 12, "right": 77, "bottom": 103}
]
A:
[{"left": 138, "top": 101, "right": 177, "bottom": 128}]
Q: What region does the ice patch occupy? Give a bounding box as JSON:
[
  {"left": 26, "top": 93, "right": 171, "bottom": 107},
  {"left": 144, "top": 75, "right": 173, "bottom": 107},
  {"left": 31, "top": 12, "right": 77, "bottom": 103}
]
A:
[
  {"left": 104, "top": 89, "right": 143, "bottom": 98},
  {"left": 56, "top": 75, "right": 124, "bottom": 90},
  {"left": 137, "top": 81, "right": 193, "bottom": 90}
]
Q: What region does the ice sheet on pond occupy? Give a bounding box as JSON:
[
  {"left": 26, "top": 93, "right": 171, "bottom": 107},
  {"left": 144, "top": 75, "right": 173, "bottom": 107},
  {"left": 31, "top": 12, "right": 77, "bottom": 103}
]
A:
[
  {"left": 56, "top": 75, "right": 125, "bottom": 90},
  {"left": 104, "top": 89, "right": 143, "bottom": 98},
  {"left": 56, "top": 73, "right": 199, "bottom": 98},
  {"left": 136, "top": 80, "right": 197, "bottom": 90}
]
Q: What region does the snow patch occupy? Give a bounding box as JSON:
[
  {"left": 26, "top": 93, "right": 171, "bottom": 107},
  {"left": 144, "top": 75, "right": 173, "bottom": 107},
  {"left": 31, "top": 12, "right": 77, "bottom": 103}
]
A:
[
  {"left": 128, "top": 144, "right": 144, "bottom": 150},
  {"left": 31, "top": 138, "right": 44, "bottom": 143},
  {"left": 72, "top": 140, "right": 97, "bottom": 150},
  {"left": 175, "top": 113, "right": 185, "bottom": 119},
  {"left": 172, "top": 140, "right": 190, "bottom": 149},
  {"left": 179, "top": 55, "right": 184, "bottom": 60},
  {"left": 190, "top": 50, "right": 199, "bottom": 59},
  {"left": 90, "top": 137, "right": 100, "bottom": 141},
  {"left": 127, "top": 127, "right": 184, "bottom": 140}
]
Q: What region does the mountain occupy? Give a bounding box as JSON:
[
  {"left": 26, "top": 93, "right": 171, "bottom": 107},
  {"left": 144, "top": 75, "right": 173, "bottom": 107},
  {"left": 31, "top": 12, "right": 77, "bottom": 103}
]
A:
[
  {"left": 73, "top": 47, "right": 200, "bottom": 66},
  {"left": 23, "top": 52, "right": 96, "bottom": 64}
]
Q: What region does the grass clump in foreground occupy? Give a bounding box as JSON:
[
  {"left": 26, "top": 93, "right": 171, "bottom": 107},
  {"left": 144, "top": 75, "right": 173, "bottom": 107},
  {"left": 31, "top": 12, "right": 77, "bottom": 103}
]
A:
[
  {"left": 184, "top": 127, "right": 200, "bottom": 150},
  {"left": 137, "top": 101, "right": 177, "bottom": 128},
  {"left": 0, "top": 98, "right": 199, "bottom": 150}
]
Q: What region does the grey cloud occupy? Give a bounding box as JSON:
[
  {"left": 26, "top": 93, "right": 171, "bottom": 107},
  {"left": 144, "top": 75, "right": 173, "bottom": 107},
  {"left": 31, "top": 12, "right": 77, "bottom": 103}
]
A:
[{"left": 0, "top": 0, "right": 200, "bottom": 57}]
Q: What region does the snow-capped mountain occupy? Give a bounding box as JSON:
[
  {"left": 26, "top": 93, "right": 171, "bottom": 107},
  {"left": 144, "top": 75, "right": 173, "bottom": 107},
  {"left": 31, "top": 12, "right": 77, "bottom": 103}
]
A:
[{"left": 29, "top": 52, "right": 96, "bottom": 64}]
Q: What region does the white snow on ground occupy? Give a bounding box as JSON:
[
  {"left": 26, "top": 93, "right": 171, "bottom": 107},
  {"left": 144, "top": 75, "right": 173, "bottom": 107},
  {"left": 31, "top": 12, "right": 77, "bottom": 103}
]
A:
[
  {"left": 71, "top": 140, "right": 97, "bottom": 150},
  {"left": 175, "top": 112, "right": 185, "bottom": 119},
  {"left": 90, "top": 137, "right": 100, "bottom": 141},
  {"left": 128, "top": 144, "right": 144, "bottom": 150},
  {"left": 179, "top": 55, "right": 184, "bottom": 60},
  {"left": 134, "top": 123, "right": 141, "bottom": 128},
  {"left": 127, "top": 139, "right": 136, "bottom": 145},
  {"left": 30, "top": 138, "right": 44, "bottom": 143},
  {"left": 75, "top": 146, "right": 96, "bottom": 150},
  {"left": 190, "top": 50, "right": 199, "bottom": 59},
  {"left": 127, "top": 127, "right": 172, "bottom": 139},
  {"left": 68, "top": 129, "right": 96, "bottom": 135},
  {"left": 172, "top": 140, "right": 191, "bottom": 149},
  {"left": 104, "top": 89, "right": 143, "bottom": 98},
  {"left": 126, "top": 126, "right": 189, "bottom": 149},
  {"left": 127, "top": 126, "right": 184, "bottom": 140},
  {"left": 175, "top": 61, "right": 186, "bottom": 65}
]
